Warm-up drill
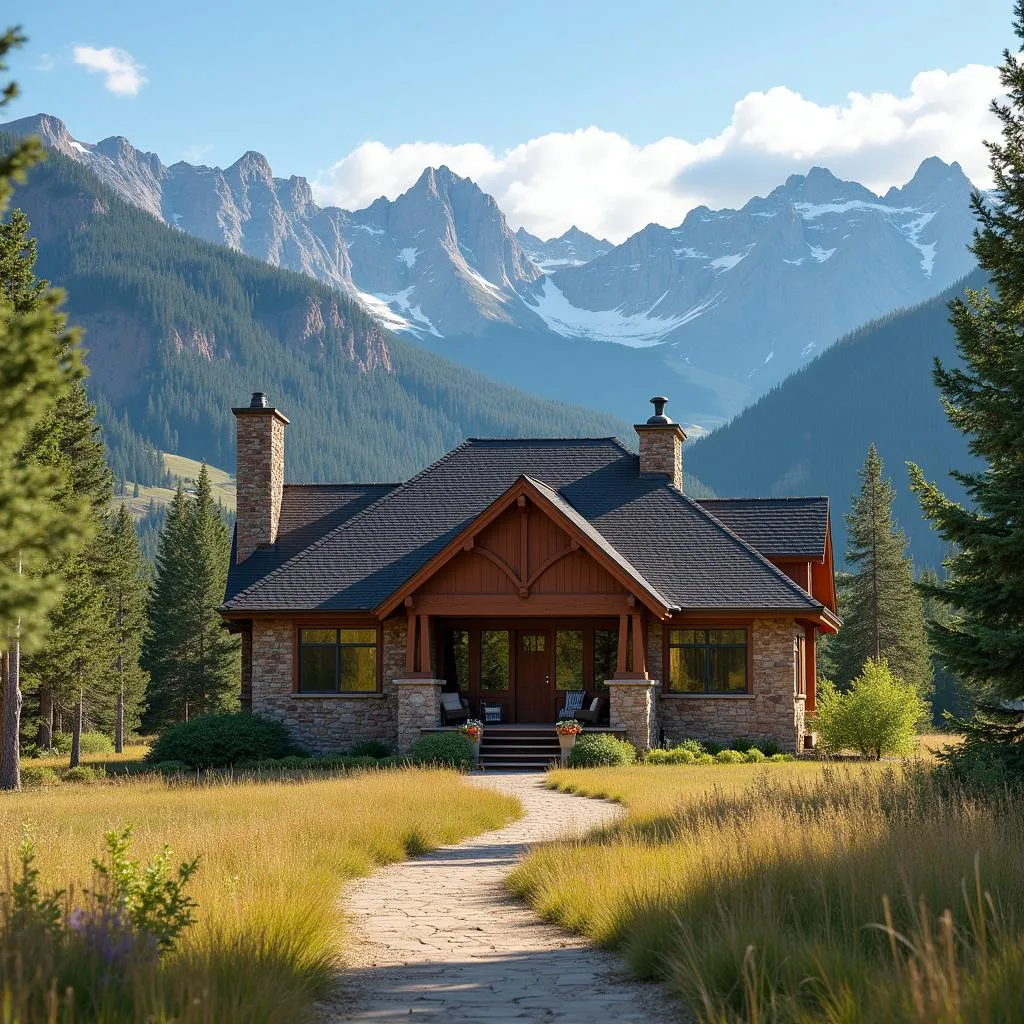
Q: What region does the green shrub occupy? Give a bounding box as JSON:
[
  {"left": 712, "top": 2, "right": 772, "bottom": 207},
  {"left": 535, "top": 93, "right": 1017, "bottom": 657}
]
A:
[
  {"left": 275, "top": 755, "right": 310, "bottom": 769},
  {"left": 767, "top": 752, "right": 794, "bottom": 762},
  {"left": 816, "top": 660, "right": 927, "bottom": 759},
  {"left": 348, "top": 739, "right": 392, "bottom": 758},
  {"left": 673, "top": 738, "right": 706, "bottom": 756},
  {"left": 694, "top": 753, "right": 715, "bottom": 765},
  {"left": 78, "top": 731, "right": 114, "bottom": 755},
  {"left": 744, "top": 748, "right": 767, "bottom": 763},
  {"left": 702, "top": 740, "right": 723, "bottom": 756},
  {"left": 60, "top": 766, "right": 102, "bottom": 783},
  {"left": 152, "top": 760, "right": 192, "bottom": 775},
  {"left": 20, "top": 766, "right": 60, "bottom": 787},
  {"left": 715, "top": 749, "right": 746, "bottom": 764},
  {"left": 758, "top": 740, "right": 781, "bottom": 757},
  {"left": 566, "top": 734, "right": 636, "bottom": 768},
  {"left": 410, "top": 732, "right": 475, "bottom": 771},
  {"left": 146, "top": 714, "right": 303, "bottom": 769},
  {"left": 730, "top": 737, "right": 755, "bottom": 753},
  {"left": 50, "top": 733, "right": 73, "bottom": 755},
  {"left": 645, "top": 748, "right": 670, "bottom": 764}
]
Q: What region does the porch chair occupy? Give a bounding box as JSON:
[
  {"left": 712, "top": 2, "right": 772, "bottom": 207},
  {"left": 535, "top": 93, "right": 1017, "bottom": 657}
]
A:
[
  {"left": 439, "top": 691, "right": 470, "bottom": 725},
  {"left": 557, "top": 690, "right": 586, "bottom": 720},
  {"left": 575, "top": 695, "right": 605, "bottom": 724}
]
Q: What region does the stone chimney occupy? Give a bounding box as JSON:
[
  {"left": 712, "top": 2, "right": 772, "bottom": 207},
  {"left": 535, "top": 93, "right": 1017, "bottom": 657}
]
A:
[
  {"left": 635, "top": 396, "right": 686, "bottom": 491},
  {"left": 232, "top": 392, "right": 289, "bottom": 564}
]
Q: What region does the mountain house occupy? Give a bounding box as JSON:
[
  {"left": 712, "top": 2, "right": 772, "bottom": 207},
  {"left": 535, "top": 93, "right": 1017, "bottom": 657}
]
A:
[{"left": 220, "top": 394, "right": 839, "bottom": 755}]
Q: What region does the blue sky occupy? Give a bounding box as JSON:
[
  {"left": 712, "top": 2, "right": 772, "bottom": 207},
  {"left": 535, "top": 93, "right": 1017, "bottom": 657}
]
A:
[{"left": 5, "top": 0, "right": 1014, "bottom": 239}]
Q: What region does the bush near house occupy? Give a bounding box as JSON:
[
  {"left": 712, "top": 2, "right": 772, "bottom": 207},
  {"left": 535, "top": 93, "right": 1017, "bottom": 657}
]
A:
[
  {"left": 410, "top": 732, "right": 475, "bottom": 771},
  {"left": 145, "top": 713, "right": 303, "bottom": 769},
  {"left": 566, "top": 734, "right": 636, "bottom": 768},
  {"left": 816, "top": 658, "right": 928, "bottom": 759}
]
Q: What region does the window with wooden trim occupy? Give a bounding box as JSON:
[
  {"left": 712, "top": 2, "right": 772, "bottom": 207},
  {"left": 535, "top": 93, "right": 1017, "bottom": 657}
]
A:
[
  {"left": 480, "top": 630, "right": 510, "bottom": 690},
  {"left": 555, "top": 630, "right": 584, "bottom": 690},
  {"left": 444, "top": 629, "right": 470, "bottom": 691},
  {"left": 297, "top": 628, "right": 378, "bottom": 693},
  {"left": 667, "top": 628, "right": 748, "bottom": 694}
]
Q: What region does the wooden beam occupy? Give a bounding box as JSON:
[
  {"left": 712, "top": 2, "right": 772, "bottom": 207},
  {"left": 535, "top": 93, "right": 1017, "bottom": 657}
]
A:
[
  {"left": 519, "top": 499, "right": 529, "bottom": 581},
  {"left": 632, "top": 611, "right": 647, "bottom": 677},
  {"left": 408, "top": 595, "right": 643, "bottom": 616},
  {"left": 805, "top": 624, "right": 817, "bottom": 713},
  {"left": 418, "top": 613, "right": 431, "bottom": 676},
  {"left": 617, "top": 613, "right": 629, "bottom": 675}
]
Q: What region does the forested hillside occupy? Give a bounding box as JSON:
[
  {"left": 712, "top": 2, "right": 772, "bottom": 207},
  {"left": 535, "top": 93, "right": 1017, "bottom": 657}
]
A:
[
  {"left": 687, "top": 271, "right": 984, "bottom": 569},
  {"left": 6, "top": 139, "right": 628, "bottom": 486}
]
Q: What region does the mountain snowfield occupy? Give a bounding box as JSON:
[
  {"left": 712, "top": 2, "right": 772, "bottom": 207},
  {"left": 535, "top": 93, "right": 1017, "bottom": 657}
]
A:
[{"left": 2, "top": 113, "right": 980, "bottom": 426}]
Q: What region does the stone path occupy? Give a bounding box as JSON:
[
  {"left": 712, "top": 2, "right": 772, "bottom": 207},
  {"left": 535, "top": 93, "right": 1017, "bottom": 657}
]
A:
[{"left": 318, "top": 772, "right": 684, "bottom": 1023}]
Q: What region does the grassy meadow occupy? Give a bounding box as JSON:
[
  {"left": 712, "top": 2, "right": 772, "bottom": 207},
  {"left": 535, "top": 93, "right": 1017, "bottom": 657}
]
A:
[
  {"left": 0, "top": 768, "right": 519, "bottom": 1023},
  {"left": 509, "top": 754, "right": 1023, "bottom": 1023}
]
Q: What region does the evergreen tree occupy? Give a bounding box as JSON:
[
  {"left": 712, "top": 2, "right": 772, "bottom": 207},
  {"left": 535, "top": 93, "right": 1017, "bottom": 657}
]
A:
[
  {"left": 918, "top": 569, "right": 969, "bottom": 728},
  {"left": 142, "top": 472, "right": 238, "bottom": 728},
  {"left": 185, "top": 464, "right": 239, "bottom": 716},
  {"left": 142, "top": 483, "right": 191, "bottom": 727},
  {"left": 830, "top": 445, "right": 932, "bottom": 698},
  {"left": 910, "top": 3, "right": 1024, "bottom": 745},
  {"left": 0, "top": 29, "right": 88, "bottom": 790},
  {"left": 95, "top": 505, "right": 149, "bottom": 750}
]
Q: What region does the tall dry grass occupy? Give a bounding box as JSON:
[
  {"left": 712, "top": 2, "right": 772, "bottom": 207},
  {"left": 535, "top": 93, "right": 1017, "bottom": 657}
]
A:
[
  {"left": 509, "top": 763, "right": 1024, "bottom": 1023},
  {"left": 0, "top": 768, "right": 519, "bottom": 1023}
]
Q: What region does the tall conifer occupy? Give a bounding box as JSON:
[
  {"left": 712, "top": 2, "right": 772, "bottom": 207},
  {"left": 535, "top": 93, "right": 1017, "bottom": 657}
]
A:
[
  {"left": 0, "top": 29, "right": 88, "bottom": 789},
  {"left": 910, "top": 2, "right": 1024, "bottom": 741},
  {"left": 830, "top": 445, "right": 932, "bottom": 697}
]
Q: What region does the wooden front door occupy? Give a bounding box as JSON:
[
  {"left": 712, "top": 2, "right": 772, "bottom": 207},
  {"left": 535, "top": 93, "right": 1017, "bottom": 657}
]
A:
[{"left": 515, "top": 630, "right": 553, "bottom": 722}]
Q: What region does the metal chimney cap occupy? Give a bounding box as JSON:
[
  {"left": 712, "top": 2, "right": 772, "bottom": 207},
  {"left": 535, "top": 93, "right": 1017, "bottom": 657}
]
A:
[
  {"left": 250, "top": 392, "right": 269, "bottom": 409},
  {"left": 646, "top": 396, "right": 672, "bottom": 424}
]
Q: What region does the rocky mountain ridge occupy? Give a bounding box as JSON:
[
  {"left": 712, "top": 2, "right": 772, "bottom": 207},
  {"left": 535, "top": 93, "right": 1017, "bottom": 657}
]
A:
[{"left": 2, "top": 113, "right": 981, "bottom": 426}]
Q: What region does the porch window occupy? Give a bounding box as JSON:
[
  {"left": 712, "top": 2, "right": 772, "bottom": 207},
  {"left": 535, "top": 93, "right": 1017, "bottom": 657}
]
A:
[
  {"left": 297, "top": 627, "right": 378, "bottom": 693},
  {"left": 555, "top": 630, "right": 584, "bottom": 690},
  {"left": 667, "top": 629, "right": 747, "bottom": 694},
  {"left": 480, "top": 630, "right": 510, "bottom": 690},
  {"left": 593, "top": 628, "right": 627, "bottom": 690},
  {"left": 444, "top": 629, "right": 470, "bottom": 691}
]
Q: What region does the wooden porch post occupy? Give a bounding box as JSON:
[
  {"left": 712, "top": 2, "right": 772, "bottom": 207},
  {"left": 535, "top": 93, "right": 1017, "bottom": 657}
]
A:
[
  {"left": 805, "top": 624, "right": 817, "bottom": 713},
  {"left": 631, "top": 612, "right": 646, "bottom": 677},
  {"left": 616, "top": 613, "right": 629, "bottom": 675},
  {"left": 418, "top": 613, "right": 431, "bottom": 677}
]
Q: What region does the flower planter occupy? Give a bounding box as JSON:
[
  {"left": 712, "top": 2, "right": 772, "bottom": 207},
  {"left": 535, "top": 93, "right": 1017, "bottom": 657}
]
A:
[
  {"left": 459, "top": 720, "right": 483, "bottom": 767},
  {"left": 557, "top": 733, "right": 577, "bottom": 765}
]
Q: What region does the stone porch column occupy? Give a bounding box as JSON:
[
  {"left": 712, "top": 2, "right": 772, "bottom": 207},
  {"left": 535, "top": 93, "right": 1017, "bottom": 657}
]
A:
[
  {"left": 395, "top": 679, "right": 443, "bottom": 753},
  {"left": 606, "top": 679, "right": 659, "bottom": 752}
]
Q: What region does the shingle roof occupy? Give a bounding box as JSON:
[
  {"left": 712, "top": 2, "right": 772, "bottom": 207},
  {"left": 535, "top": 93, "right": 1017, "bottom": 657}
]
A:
[
  {"left": 696, "top": 497, "right": 829, "bottom": 559},
  {"left": 223, "top": 439, "right": 827, "bottom": 615}
]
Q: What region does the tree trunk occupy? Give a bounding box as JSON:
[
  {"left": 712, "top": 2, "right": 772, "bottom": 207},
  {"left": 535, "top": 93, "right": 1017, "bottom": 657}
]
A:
[
  {"left": 69, "top": 685, "right": 83, "bottom": 769},
  {"left": 37, "top": 685, "right": 53, "bottom": 750},
  {"left": 115, "top": 683, "right": 124, "bottom": 754},
  {"left": 1, "top": 636, "right": 22, "bottom": 791}
]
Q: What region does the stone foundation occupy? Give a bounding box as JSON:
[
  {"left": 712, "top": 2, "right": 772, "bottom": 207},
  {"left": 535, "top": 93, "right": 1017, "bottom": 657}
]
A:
[
  {"left": 607, "top": 679, "right": 658, "bottom": 751},
  {"left": 657, "top": 618, "right": 805, "bottom": 752}
]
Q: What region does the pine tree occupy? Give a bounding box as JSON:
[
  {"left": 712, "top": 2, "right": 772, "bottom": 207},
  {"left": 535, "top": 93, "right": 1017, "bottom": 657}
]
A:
[
  {"left": 185, "top": 464, "right": 240, "bottom": 716},
  {"left": 142, "top": 483, "right": 192, "bottom": 727},
  {"left": 830, "top": 445, "right": 932, "bottom": 698},
  {"left": 95, "top": 505, "right": 150, "bottom": 750},
  {"left": 0, "top": 29, "right": 89, "bottom": 789},
  {"left": 910, "top": 3, "right": 1024, "bottom": 743},
  {"left": 918, "top": 569, "right": 969, "bottom": 727}
]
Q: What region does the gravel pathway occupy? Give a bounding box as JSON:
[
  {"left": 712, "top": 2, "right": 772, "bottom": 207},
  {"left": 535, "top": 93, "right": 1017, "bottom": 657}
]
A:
[{"left": 318, "top": 772, "right": 683, "bottom": 1023}]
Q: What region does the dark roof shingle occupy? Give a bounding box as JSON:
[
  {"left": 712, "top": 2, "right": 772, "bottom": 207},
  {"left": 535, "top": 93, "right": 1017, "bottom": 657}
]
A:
[{"left": 223, "top": 439, "right": 826, "bottom": 615}]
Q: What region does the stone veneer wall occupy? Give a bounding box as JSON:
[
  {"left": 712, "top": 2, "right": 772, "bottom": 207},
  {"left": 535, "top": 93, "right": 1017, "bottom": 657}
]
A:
[
  {"left": 656, "top": 618, "right": 806, "bottom": 753},
  {"left": 235, "top": 412, "right": 285, "bottom": 564},
  {"left": 250, "top": 617, "right": 406, "bottom": 753},
  {"left": 607, "top": 679, "right": 658, "bottom": 751}
]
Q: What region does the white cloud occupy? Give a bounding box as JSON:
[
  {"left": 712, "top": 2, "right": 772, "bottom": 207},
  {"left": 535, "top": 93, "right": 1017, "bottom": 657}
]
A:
[
  {"left": 33, "top": 53, "right": 56, "bottom": 72},
  {"left": 313, "top": 64, "right": 1001, "bottom": 243},
  {"left": 182, "top": 143, "right": 214, "bottom": 164},
  {"left": 72, "top": 46, "right": 147, "bottom": 96}
]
